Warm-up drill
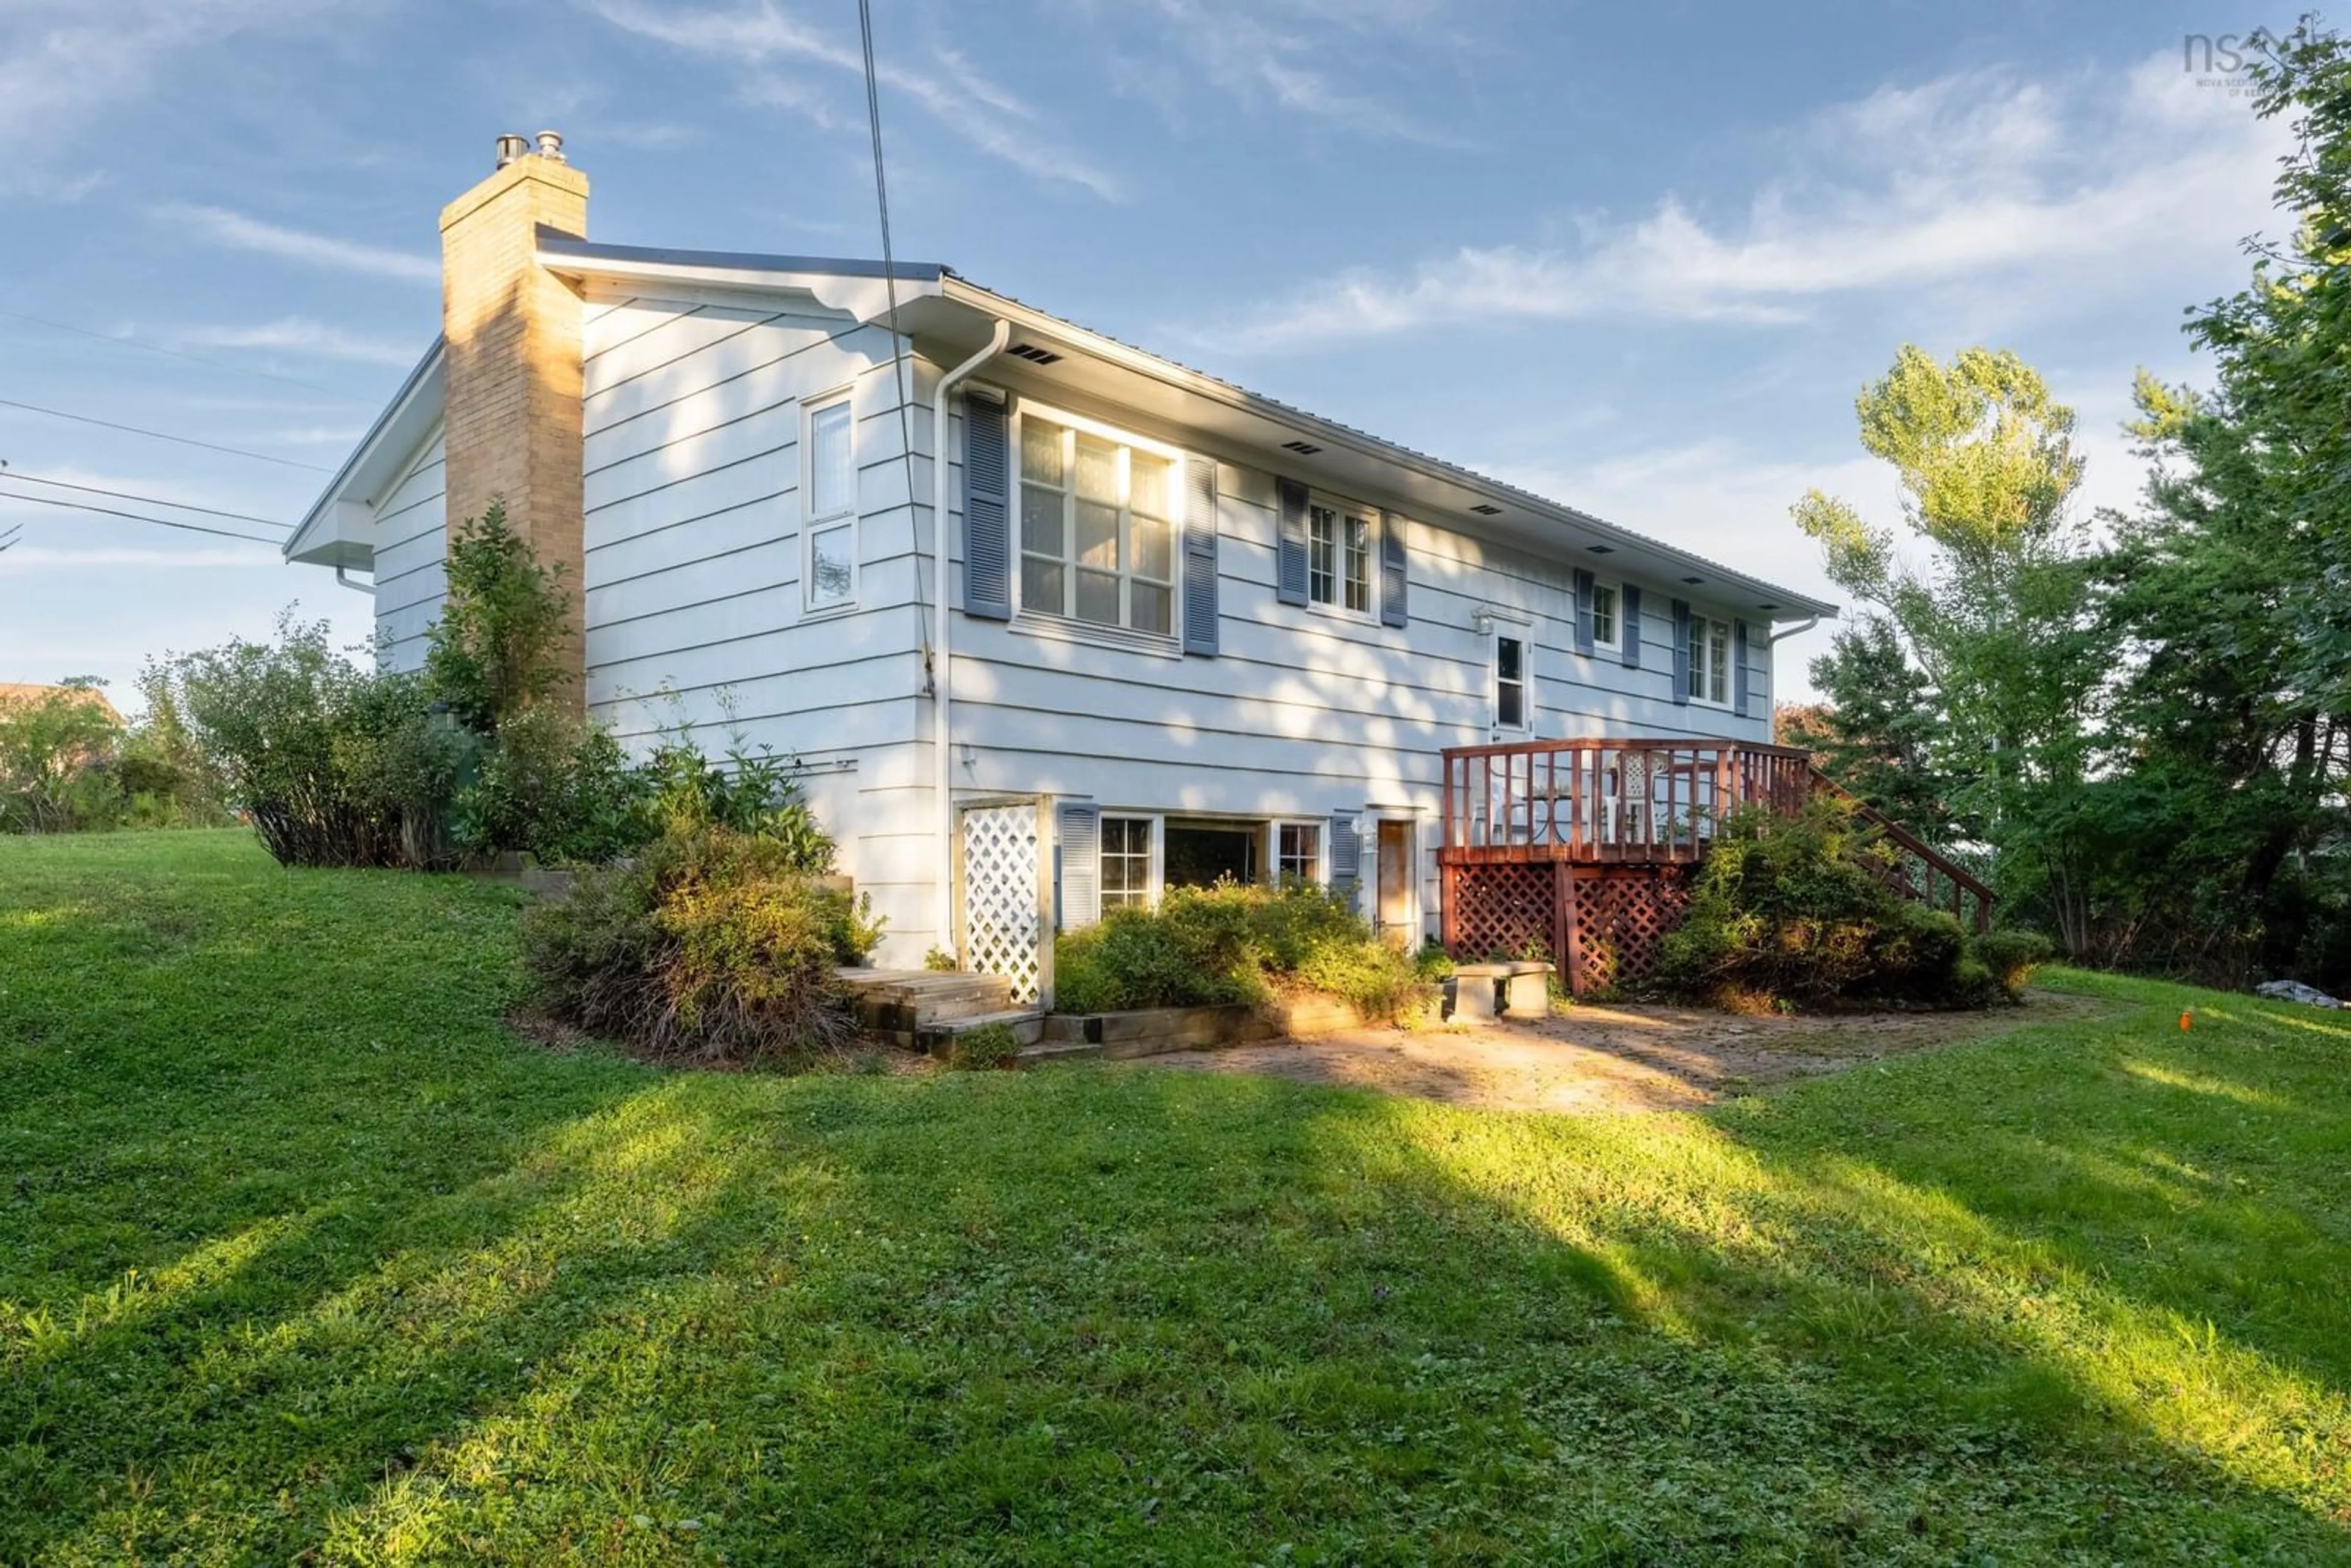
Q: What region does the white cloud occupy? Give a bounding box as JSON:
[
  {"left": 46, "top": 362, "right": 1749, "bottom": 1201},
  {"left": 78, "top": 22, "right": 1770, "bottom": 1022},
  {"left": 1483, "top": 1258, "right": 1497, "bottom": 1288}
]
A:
[
  {"left": 1198, "top": 52, "right": 2292, "bottom": 350},
  {"left": 584, "top": 0, "right": 1122, "bottom": 200},
  {"left": 1129, "top": 0, "right": 1466, "bottom": 146},
  {"left": 160, "top": 204, "right": 438, "bottom": 283},
  {"left": 174, "top": 318, "right": 421, "bottom": 367},
  {"left": 0, "top": 0, "right": 333, "bottom": 193}
]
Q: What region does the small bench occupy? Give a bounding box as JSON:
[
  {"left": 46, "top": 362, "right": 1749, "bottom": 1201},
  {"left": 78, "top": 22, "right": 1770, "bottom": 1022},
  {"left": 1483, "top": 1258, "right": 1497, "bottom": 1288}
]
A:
[{"left": 1449, "top": 961, "right": 1554, "bottom": 1022}]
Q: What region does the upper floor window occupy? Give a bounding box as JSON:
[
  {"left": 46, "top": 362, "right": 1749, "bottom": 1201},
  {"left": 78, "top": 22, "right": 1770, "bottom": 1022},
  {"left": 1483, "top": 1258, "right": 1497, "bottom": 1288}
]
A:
[
  {"left": 1495, "top": 634, "right": 1529, "bottom": 730},
  {"left": 1688, "top": 615, "right": 1732, "bottom": 706},
  {"left": 1019, "top": 412, "right": 1175, "bottom": 636},
  {"left": 1591, "top": 580, "right": 1620, "bottom": 649},
  {"left": 804, "top": 396, "right": 856, "bottom": 611},
  {"left": 1309, "top": 502, "right": 1372, "bottom": 615}
]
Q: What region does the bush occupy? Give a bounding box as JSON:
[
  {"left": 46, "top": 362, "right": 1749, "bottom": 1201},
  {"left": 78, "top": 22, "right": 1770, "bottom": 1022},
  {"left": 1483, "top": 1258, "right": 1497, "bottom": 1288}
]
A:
[
  {"left": 1655, "top": 798, "right": 2039, "bottom": 1011},
  {"left": 1051, "top": 879, "right": 1434, "bottom": 1021},
  {"left": 944, "top": 1022, "right": 1022, "bottom": 1070},
  {"left": 520, "top": 825, "right": 879, "bottom": 1067},
  {"left": 1976, "top": 928, "right": 2055, "bottom": 1002}
]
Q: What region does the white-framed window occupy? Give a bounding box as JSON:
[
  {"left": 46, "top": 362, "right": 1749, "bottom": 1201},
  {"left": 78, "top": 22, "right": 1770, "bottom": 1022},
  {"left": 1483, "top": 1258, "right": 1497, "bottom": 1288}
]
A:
[
  {"left": 1017, "top": 403, "right": 1177, "bottom": 637},
  {"left": 1273, "top": 820, "right": 1322, "bottom": 885},
  {"left": 803, "top": 393, "right": 857, "bottom": 612},
  {"left": 1100, "top": 814, "right": 1160, "bottom": 910},
  {"left": 1494, "top": 632, "right": 1530, "bottom": 731},
  {"left": 1688, "top": 615, "right": 1733, "bottom": 707},
  {"left": 1591, "top": 580, "right": 1621, "bottom": 650},
  {"left": 1308, "top": 498, "right": 1374, "bottom": 617}
]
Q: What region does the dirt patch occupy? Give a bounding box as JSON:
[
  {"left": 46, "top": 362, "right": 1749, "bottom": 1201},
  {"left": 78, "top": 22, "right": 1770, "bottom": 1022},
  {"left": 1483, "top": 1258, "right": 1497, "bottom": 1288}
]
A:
[{"left": 1122, "top": 990, "right": 2114, "bottom": 1115}]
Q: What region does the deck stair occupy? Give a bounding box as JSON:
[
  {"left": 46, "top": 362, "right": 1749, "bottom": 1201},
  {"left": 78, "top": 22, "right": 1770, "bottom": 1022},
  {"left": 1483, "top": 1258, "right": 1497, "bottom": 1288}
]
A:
[{"left": 836, "top": 969, "right": 1045, "bottom": 1053}]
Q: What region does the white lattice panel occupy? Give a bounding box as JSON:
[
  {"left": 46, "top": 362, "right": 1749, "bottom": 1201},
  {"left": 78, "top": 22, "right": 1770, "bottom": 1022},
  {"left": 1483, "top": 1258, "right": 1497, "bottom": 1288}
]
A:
[{"left": 961, "top": 803, "right": 1043, "bottom": 1004}]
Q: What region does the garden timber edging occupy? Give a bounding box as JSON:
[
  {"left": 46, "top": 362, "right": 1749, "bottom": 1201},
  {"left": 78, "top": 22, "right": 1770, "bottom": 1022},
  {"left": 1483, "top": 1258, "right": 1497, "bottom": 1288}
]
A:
[{"left": 1025, "top": 993, "right": 1375, "bottom": 1062}]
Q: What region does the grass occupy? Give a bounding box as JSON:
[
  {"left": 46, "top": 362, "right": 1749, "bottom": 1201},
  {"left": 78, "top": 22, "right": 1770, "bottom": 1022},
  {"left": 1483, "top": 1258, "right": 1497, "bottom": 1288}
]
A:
[{"left": 2, "top": 830, "right": 2347, "bottom": 1564}]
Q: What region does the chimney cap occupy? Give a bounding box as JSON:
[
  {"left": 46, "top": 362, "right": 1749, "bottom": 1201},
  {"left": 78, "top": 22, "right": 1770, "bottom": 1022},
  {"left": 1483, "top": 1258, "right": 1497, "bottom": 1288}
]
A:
[
  {"left": 535, "top": 130, "right": 566, "bottom": 163},
  {"left": 495, "top": 132, "right": 531, "bottom": 168}
]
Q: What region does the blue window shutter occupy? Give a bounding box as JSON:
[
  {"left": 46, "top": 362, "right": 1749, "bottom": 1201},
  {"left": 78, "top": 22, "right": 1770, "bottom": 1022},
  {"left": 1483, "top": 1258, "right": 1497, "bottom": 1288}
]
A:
[
  {"left": 962, "top": 391, "right": 1011, "bottom": 620},
  {"left": 1379, "top": 520, "right": 1408, "bottom": 628},
  {"left": 1183, "top": 456, "right": 1220, "bottom": 655},
  {"left": 1671, "top": 598, "right": 1691, "bottom": 706},
  {"left": 1276, "top": 478, "right": 1310, "bottom": 606},
  {"left": 1621, "top": 583, "right": 1643, "bottom": 669},
  {"left": 1734, "top": 618, "right": 1752, "bottom": 715},
  {"left": 1327, "top": 812, "right": 1360, "bottom": 910},
  {"left": 1572, "top": 567, "right": 1595, "bottom": 655},
  {"left": 1057, "top": 802, "right": 1100, "bottom": 930}
]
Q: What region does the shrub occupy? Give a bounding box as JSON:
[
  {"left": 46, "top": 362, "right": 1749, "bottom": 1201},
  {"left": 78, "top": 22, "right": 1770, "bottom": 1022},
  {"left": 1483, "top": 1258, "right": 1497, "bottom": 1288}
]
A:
[
  {"left": 1976, "top": 928, "right": 2055, "bottom": 1002},
  {"left": 520, "top": 825, "right": 876, "bottom": 1067},
  {"left": 0, "top": 681, "right": 127, "bottom": 834},
  {"left": 1655, "top": 798, "right": 2034, "bottom": 1011},
  {"left": 943, "top": 1022, "right": 1022, "bottom": 1071},
  {"left": 425, "top": 499, "right": 572, "bottom": 733},
  {"left": 1050, "top": 879, "right": 1435, "bottom": 1021},
  {"left": 160, "top": 616, "right": 410, "bottom": 866}
]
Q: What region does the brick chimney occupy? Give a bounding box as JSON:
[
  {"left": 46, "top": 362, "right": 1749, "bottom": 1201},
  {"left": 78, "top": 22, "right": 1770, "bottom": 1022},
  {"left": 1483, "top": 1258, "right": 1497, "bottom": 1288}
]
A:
[{"left": 438, "top": 130, "right": 589, "bottom": 707}]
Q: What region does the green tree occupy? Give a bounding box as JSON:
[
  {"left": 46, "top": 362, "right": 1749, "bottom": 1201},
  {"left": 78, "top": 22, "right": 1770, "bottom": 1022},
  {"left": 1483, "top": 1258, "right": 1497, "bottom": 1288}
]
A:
[
  {"left": 1798, "top": 617, "right": 1952, "bottom": 842},
  {"left": 0, "top": 681, "right": 123, "bottom": 833},
  {"left": 424, "top": 498, "right": 574, "bottom": 735},
  {"left": 1792, "top": 346, "right": 2104, "bottom": 928}
]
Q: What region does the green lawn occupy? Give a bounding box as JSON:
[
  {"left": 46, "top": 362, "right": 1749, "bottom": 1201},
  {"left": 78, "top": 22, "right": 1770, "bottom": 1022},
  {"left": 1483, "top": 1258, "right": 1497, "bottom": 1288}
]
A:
[{"left": 2, "top": 831, "right": 2347, "bottom": 1565}]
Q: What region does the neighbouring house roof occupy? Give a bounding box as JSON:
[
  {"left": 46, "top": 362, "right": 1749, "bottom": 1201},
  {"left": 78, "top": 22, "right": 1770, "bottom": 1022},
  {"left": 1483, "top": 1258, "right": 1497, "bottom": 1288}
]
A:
[
  {"left": 293, "top": 235, "right": 1838, "bottom": 622},
  {"left": 0, "top": 683, "right": 123, "bottom": 723}
]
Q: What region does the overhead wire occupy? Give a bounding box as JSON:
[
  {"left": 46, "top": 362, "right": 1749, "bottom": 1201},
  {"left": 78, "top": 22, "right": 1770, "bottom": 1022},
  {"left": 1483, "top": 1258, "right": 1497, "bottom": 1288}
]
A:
[
  {"left": 0, "top": 397, "right": 333, "bottom": 473},
  {"left": 0, "top": 487, "right": 287, "bottom": 546},
  {"left": 859, "top": 0, "right": 933, "bottom": 693},
  {"left": 0, "top": 471, "right": 292, "bottom": 530}
]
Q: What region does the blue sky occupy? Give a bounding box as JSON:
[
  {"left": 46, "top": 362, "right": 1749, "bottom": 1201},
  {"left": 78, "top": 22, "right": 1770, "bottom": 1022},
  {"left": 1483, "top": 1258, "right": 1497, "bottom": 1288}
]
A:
[{"left": 0, "top": 0, "right": 2293, "bottom": 705}]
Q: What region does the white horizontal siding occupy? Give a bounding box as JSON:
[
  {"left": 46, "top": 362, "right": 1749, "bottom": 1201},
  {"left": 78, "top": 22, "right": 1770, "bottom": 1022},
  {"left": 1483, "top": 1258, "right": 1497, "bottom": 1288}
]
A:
[{"left": 370, "top": 426, "right": 446, "bottom": 672}]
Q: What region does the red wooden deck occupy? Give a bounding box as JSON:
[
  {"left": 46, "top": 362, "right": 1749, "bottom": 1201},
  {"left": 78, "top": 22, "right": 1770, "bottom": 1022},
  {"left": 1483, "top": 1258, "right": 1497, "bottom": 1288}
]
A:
[{"left": 1438, "top": 738, "right": 1992, "bottom": 993}]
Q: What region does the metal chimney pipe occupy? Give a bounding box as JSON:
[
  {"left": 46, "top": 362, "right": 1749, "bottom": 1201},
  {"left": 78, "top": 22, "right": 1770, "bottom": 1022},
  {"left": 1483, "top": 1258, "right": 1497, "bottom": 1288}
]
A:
[
  {"left": 495, "top": 133, "right": 531, "bottom": 168},
  {"left": 535, "top": 130, "right": 565, "bottom": 163}
]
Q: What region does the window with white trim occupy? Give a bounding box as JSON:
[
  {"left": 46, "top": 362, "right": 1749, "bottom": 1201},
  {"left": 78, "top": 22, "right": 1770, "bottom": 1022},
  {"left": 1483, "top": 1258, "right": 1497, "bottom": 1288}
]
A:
[
  {"left": 1308, "top": 500, "right": 1373, "bottom": 615},
  {"left": 1275, "top": 822, "right": 1322, "bottom": 885},
  {"left": 1591, "top": 580, "right": 1620, "bottom": 649},
  {"left": 804, "top": 396, "right": 856, "bottom": 611},
  {"left": 1018, "top": 412, "right": 1176, "bottom": 636},
  {"left": 1688, "top": 615, "right": 1733, "bottom": 706},
  {"left": 1100, "top": 816, "right": 1157, "bottom": 909},
  {"left": 1495, "top": 634, "right": 1529, "bottom": 730}
]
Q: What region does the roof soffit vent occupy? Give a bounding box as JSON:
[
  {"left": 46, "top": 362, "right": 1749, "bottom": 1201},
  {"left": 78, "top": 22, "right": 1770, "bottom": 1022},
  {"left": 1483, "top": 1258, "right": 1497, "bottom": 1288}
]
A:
[
  {"left": 1006, "top": 342, "right": 1062, "bottom": 364},
  {"left": 1280, "top": 438, "right": 1323, "bottom": 455},
  {"left": 1468, "top": 503, "right": 1503, "bottom": 516}
]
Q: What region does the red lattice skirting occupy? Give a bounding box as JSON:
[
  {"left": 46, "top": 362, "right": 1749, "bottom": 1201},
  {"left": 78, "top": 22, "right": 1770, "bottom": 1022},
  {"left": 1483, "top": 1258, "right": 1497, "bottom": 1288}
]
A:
[{"left": 1442, "top": 861, "right": 1694, "bottom": 996}]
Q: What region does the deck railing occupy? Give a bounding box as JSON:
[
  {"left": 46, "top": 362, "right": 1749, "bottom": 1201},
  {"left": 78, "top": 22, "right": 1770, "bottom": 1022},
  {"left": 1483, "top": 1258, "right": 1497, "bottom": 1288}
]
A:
[{"left": 1439, "top": 737, "right": 1992, "bottom": 929}]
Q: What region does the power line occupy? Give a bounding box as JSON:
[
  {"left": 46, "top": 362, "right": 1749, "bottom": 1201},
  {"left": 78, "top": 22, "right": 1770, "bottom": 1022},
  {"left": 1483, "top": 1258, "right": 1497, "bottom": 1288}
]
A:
[
  {"left": 0, "top": 487, "right": 287, "bottom": 546},
  {"left": 0, "top": 307, "right": 374, "bottom": 403},
  {"left": 860, "top": 0, "right": 928, "bottom": 690},
  {"left": 0, "top": 398, "right": 332, "bottom": 473},
  {"left": 0, "top": 470, "right": 292, "bottom": 530}
]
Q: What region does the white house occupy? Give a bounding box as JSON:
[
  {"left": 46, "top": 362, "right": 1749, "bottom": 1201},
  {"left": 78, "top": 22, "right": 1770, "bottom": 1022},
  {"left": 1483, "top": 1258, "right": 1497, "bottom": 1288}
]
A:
[{"left": 287, "top": 133, "right": 1836, "bottom": 991}]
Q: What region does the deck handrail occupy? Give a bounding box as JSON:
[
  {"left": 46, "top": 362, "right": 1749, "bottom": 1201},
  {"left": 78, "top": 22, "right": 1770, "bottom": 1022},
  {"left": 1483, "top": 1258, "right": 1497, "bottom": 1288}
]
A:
[{"left": 1438, "top": 737, "right": 1992, "bottom": 931}]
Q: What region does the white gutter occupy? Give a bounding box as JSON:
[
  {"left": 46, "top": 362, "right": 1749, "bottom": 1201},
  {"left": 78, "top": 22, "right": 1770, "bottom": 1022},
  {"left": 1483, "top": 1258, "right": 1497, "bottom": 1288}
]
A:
[
  {"left": 1768, "top": 615, "right": 1821, "bottom": 645},
  {"left": 334, "top": 567, "right": 372, "bottom": 595},
  {"left": 931, "top": 320, "right": 1010, "bottom": 961}
]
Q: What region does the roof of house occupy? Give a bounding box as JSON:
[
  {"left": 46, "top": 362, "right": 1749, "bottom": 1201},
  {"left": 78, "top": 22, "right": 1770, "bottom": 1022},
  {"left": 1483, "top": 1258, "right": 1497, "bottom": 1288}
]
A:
[
  {"left": 0, "top": 683, "right": 123, "bottom": 722},
  {"left": 293, "top": 237, "right": 1838, "bottom": 621}
]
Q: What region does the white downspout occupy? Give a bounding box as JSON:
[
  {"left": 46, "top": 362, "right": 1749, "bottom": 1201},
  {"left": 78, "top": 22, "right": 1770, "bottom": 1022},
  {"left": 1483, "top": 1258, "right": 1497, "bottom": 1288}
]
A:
[{"left": 931, "top": 319, "right": 1010, "bottom": 962}]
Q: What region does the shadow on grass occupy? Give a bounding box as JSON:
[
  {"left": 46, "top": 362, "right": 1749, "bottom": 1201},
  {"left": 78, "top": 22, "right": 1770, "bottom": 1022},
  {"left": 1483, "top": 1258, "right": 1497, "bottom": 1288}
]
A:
[{"left": 3, "top": 835, "right": 2348, "bottom": 1562}]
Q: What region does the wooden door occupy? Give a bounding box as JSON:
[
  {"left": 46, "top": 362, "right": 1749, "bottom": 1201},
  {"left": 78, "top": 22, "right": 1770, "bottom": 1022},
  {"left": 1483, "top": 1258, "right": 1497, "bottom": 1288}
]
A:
[{"left": 1376, "top": 819, "right": 1413, "bottom": 937}]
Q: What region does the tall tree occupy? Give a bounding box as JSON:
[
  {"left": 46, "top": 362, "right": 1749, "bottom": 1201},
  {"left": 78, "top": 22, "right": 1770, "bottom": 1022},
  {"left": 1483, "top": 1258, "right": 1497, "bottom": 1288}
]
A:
[{"left": 1790, "top": 347, "right": 2102, "bottom": 890}]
